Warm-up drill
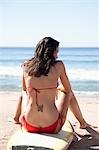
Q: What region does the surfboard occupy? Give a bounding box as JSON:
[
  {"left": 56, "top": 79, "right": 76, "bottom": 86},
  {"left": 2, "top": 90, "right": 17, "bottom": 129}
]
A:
[{"left": 7, "top": 120, "right": 74, "bottom": 150}]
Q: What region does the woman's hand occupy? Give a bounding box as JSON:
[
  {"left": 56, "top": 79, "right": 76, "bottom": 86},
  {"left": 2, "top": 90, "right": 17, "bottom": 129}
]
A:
[{"left": 57, "top": 84, "right": 66, "bottom": 93}]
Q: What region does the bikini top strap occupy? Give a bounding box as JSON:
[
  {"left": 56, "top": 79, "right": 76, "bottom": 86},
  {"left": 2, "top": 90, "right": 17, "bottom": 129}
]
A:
[{"left": 27, "top": 86, "right": 57, "bottom": 107}]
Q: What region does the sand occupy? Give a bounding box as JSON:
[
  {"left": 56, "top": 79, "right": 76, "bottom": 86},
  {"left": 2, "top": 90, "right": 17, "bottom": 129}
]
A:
[{"left": 0, "top": 92, "right": 99, "bottom": 150}]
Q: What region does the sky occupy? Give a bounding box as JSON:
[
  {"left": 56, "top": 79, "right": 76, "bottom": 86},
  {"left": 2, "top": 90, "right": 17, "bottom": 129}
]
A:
[{"left": 0, "top": 0, "right": 98, "bottom": 47}]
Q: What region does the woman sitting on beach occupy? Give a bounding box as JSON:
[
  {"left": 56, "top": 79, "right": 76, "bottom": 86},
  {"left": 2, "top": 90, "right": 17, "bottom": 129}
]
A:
[{"left": 11, "top": 37, "right": 89, "bottom": 133}]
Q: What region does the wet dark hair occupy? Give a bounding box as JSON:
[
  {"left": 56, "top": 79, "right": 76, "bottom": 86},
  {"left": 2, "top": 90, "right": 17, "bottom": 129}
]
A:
[{"left": 25, "top": 37, "right": 59, "bottom": 77}]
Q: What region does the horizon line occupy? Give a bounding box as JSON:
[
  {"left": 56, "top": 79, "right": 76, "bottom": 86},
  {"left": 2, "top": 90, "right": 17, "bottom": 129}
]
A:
[{"left": 0, "top": 46, "right": 98, "bottom": 48}]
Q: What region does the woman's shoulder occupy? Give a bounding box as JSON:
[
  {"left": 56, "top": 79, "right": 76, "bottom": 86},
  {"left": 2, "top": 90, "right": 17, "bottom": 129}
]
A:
[
  {"left": 21, "top": 58, "right": 34, "bottom": 68},
  {"left": 21, "top": 60, "right": 28, "bottom": 69},
  {"left": 54, "top": 60, "right": 65, "bottom": 74},
  {"left": 21, "top": 60, "right": 30, "bottom": 76},
  {"left": 55, "top": 60, "right": 64, "bottom": 67}
]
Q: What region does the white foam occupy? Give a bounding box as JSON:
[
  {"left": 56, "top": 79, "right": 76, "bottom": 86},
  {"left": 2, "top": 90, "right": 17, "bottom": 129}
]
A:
[
  {"left": 74, "top": 90, "right": 99, "bottom": 96},
  {"left": 0, "top": 66, "right": 23, "bottom": 77},
  {"left": 67, "top": 69, "right": 99, "bottom": 81},
  {"left": 0, "top": 66, "right": 99, "bottom": 81}
]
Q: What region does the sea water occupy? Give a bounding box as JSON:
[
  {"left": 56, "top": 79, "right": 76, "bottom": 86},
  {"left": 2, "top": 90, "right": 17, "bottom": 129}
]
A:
[{"left": 0, "top": 47, "right": 99, "bottom": 96}]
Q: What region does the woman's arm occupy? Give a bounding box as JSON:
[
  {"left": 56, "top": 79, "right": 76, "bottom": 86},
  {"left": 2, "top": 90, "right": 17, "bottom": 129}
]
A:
[
  {"left": 21, "top": 61, "right": 28, "bottom": 91},
  {"left": 59, "top": 61, "right": 71, "bottom": 93},
  {"left": 22, "top": 75, "right": 26, "bottom": 91},
  {"left": 58, "top": 61, "right": 72, "bottom": 119}
]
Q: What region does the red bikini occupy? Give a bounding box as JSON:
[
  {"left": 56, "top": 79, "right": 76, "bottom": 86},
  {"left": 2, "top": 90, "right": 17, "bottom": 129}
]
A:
[
  {"left": 21, "top": 115, "right": 62, "bottom": 133},
  {"left": 21, "top": 86, "right": 63, "bottom": 133}
]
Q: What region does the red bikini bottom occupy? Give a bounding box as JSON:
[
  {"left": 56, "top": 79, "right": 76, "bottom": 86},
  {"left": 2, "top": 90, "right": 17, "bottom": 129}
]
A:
[{"left": 21, "top": 115, "right": 63, "bottom": 133}]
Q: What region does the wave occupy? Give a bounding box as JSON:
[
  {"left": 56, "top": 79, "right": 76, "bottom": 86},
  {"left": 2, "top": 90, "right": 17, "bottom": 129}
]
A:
[
  {"left": 59, "top": 56, "right": 99, "bottom": 62},
  {"left": 0, "top": 66, "right": 99, "bottom": 81},
  {"left": 0, "top": 66, "right": 23, "bottom": 77},
  {"left": 65, "top": 69, "right": 99, "bottom": 81},
  {"left": 74, "top": 90, "right": 99, "bottom": 96}
]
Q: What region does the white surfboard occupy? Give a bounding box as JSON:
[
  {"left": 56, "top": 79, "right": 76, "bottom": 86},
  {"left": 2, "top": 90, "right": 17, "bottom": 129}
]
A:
[{"left": 7, "top": 120, "right": 74, "bottom": 150}]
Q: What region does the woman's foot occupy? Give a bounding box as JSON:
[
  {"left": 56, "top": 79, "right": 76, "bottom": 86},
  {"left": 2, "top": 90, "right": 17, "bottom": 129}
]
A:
[
  {"left": 80, "top": 120, "right": 97, "bottom": 129},
  {"left": 80, "top": 122, "right": 90, "bottom": 129},
  {"left": 8, "top": 117, "right": 20, "bottom": 124}
]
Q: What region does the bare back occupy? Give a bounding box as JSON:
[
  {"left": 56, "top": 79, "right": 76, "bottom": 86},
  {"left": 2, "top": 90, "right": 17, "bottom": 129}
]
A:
[{"left": 22, "top": 61, "right": 71, "bottom": 128}]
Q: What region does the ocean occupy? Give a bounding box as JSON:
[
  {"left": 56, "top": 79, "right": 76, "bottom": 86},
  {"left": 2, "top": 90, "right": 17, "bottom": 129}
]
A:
[{"left": 0, "top": 47, "right": 99, "bottom": 96}]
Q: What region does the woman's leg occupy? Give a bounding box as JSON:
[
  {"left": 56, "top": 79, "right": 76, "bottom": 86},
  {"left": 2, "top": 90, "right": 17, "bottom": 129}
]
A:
[
  {"left": 55, "top": 87, "right": 89, "bottom": 130},
  {"left": 55, "top": 90, "right": 72, "bottom": 132},
  {"left": 69, "top": 91, "right": 89, "bottom": 128},
  {"left": 13, "top": 95, "right": 22, "bottom": 123},
  {"left": 8, "top": 95, "right": 22, "bottom": 124}
]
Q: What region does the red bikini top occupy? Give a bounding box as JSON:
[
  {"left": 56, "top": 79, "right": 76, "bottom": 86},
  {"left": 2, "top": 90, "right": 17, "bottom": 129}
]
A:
[{"left": 27, "top": 86, "right": 57, "bottom": 111}]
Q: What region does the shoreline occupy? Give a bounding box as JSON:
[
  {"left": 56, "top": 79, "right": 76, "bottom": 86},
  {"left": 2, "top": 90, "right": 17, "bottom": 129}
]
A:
[
  {"left": 0, "top": 91, "right": 99, "bottom": 149},
  {"left": 0, "top": 90, "right": 99, "bottom": 96}
]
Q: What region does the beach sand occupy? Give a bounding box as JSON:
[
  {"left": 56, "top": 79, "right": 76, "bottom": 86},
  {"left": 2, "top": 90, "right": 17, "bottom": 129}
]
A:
[{"left": 0, "top": 92, "right": 99, "bottom": 150}]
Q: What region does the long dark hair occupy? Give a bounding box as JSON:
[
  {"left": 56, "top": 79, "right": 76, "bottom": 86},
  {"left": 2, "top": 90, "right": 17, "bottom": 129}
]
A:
[{"left": 25, "top": 37, "right": 59, "bottom": 77}]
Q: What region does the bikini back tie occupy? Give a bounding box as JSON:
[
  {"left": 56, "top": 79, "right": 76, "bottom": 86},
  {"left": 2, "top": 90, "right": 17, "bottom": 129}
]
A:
[{"left": 27, "top": 86, "right": 57, "bottom": 112}]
